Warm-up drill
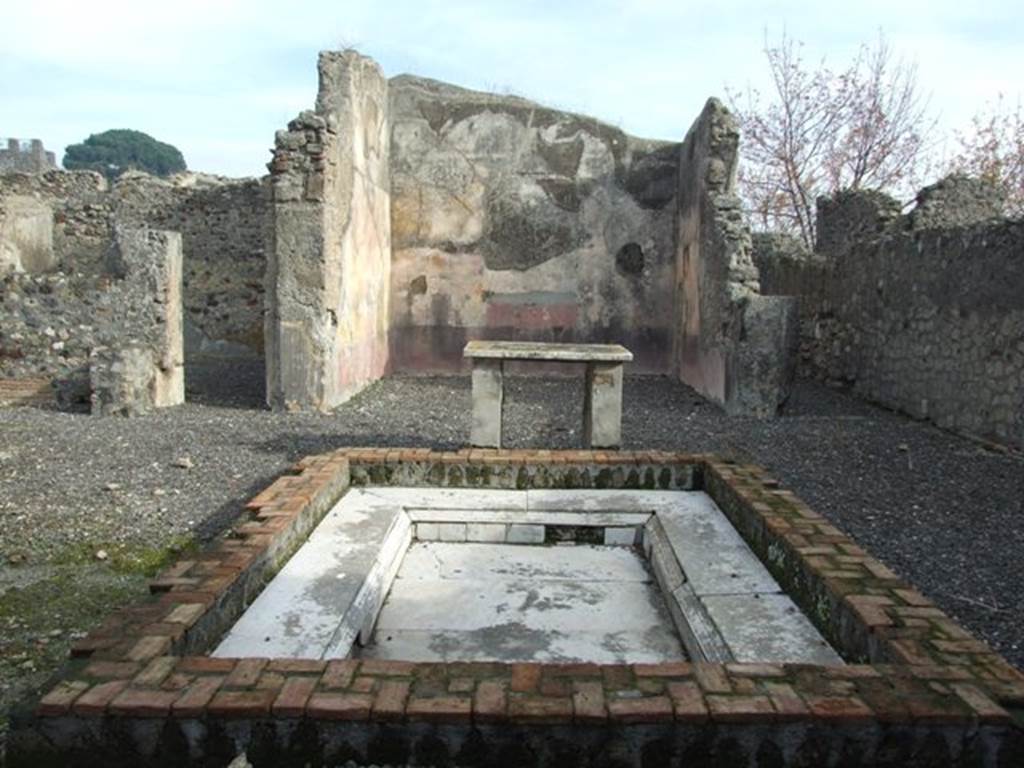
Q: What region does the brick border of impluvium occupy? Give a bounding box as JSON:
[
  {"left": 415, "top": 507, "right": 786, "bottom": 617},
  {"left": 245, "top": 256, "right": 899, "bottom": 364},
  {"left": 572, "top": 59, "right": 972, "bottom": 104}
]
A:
[{"left": 10, "top": 448, "right": 1024, "bottom": 767}]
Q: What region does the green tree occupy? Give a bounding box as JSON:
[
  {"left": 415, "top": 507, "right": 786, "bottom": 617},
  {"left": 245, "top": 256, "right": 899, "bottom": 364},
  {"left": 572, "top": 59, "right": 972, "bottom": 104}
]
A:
[{"left": 63, "top": 129, "right": 186, "bottom": 179}]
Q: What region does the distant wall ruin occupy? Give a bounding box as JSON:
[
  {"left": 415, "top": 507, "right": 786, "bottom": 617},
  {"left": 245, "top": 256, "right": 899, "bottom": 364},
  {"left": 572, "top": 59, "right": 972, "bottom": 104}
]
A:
[
  {"left": 0, "top": 171, "right": 268, "bottom": 385},
  {"left": 0, "top": 138, "right": 57, "bottom": 174},
  {"left": 114, "top": 174, "right": 269, "bottom": 356},
  {"left": 755, "top": 175, "right": 1024, "bottom": 447}
]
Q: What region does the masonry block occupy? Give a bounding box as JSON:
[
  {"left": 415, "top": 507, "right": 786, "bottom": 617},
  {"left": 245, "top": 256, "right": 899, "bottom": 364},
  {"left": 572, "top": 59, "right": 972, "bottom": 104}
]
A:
[{"left": 90, "top": 227, "right": 183, "bottom": 416}]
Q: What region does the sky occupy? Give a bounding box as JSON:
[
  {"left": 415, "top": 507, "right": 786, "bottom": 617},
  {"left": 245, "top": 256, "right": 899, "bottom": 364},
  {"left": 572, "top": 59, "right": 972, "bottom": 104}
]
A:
[{"left": 2, "top": 0, "right": 1022, "bottom": 178}]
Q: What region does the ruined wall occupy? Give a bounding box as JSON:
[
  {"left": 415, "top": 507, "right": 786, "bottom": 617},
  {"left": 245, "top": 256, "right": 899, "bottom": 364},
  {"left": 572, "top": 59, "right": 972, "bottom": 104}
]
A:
[
  {"left": 0, "top": 138, "right": 57, "bottom": 174},
  {"left": 674, "top": 99, "right": 798, "bottom": 416},
  {"left": 749, "top": 232, "right": 832, "bottom": 377},
  {"left": 0, "top": 171, "right": 120, "bottom": 397},
  {"left": 113, "top": 174, "right": 269, "bottom": 356},
  {"left": 755, "top": 176, "right": 1023, "bottom": 447},
  {"left": 90, "top": 226, "right": 184, "bottom": 416},
  {"left": 266, "top": 51, "right": 391, "bottom": 411},
  {"left": 0, "top": 170, "right": 268, "bottom": 386},
  {"left": 388, "top": 76, "right": 677, "bottom": 373},
  {"left": 0, "top": 171, "right": 113, "bottom": 273},
  {"left": 0, "top": 195, "right": 54, "bottom": 273}
]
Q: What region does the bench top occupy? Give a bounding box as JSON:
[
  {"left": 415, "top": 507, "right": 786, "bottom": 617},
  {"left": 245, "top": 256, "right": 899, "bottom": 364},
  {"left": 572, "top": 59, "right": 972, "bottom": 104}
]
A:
[{"left": 463, "top": 340, "right": 633, "bottom": 363}]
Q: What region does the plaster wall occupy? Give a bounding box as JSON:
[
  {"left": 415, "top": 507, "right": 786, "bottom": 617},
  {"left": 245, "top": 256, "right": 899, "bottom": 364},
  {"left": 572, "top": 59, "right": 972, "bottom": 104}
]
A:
[
  {"left": 0, "top": 195, "right": 53, "bottom": 273},
  {"left": 265, "top": 51, "right": 391, "bottom": 411},
  {"left": 387, "top": 76, "right": 677, "bottom": 373},
  {"left": 674, "top": 99, "right": 797, "bottom": 416}
]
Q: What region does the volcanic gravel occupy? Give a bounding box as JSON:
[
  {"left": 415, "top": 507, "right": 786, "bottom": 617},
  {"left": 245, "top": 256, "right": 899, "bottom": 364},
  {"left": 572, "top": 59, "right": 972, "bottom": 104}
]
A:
[{"left": 1, "top": 359, "right": 1022, "bottom": 668}]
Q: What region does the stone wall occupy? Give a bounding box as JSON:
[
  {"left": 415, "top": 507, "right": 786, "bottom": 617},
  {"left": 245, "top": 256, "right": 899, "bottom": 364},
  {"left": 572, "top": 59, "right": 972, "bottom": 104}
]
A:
[
  {"left": 0, "top": 169, "right": 268, "bottom": 390},
  {"left": 0, "top": 170, "right": 113, "bottom": 274},
  {"left": 387, "top": 76, "right": 678, "bottom": 373},
  {"left": 90, "top": 226, "right": 184, "bottom": 415},
  {"left": 755, "top": 177, "right": 1024, "bottom": 447},
  {"left": 266, "top": 51, "right": 391, "bottom": 411},
  {"left": 113, "top": 173, "right": 269, "bottom": 356},
  {"left": 0, "top": 138, "right": 57, "bottom": 174},
  {"left": 674, "top": 99, "right": 798, "bottom": 416},
  {"left": 0, "top": 194, "right": 54, "bottom": 273}
]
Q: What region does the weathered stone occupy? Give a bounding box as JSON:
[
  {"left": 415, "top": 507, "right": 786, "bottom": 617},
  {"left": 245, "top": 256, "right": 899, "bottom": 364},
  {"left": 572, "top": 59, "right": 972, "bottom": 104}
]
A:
[
  {"left": 909, "top": 173, "right": 1006, "bottom": 230},
  {"left": 464, "top": 340, "right": 632, "bottom": 362},
  {"left": 674, "top": 98, "right": 796, "bottom": 416},
  {"left": 88, "top": 226, "right": 184, "bottom": 415},
  {"left": 470, "top": 359, "right": 503, "bottom": 448},
  {"left": 387, "top": 74, "right": 678, "bottom": 374},
  {"left": 583, "top": 361, "right": 624, "bottom": 448},
  {"left": 89, "top": 344, "right": 157, "bottom": 417},
  {"left": 265, "top": 50, "right": 391, "bottom": 411},
  {"left": 728, "top": 295, "right": 799, "bottom": 417},
  {"left": 0, "top": 196, "right": 54, "bottom": 274}
]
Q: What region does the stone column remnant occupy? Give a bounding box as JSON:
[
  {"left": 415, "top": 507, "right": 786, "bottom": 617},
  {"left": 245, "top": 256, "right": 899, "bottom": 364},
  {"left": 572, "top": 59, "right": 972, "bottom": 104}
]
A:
[
  {"left": 90, "top": 226, "right": 184, "bottom": 416},
  {"left": 266, "top": 50, "right": 392, "bottom": 411}
]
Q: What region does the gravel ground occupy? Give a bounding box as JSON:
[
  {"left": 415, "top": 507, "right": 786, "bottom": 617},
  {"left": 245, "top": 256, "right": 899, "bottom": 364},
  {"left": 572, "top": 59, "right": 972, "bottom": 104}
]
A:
[{"left": 1, "top": 360, "right": 1022, "bottom": 759}]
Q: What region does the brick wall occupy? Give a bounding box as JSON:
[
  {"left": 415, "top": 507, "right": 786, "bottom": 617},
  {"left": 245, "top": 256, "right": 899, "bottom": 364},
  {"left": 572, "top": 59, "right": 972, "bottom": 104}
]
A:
[{"left": 10, "top": 450, "right": 1023, "bottom": 767}]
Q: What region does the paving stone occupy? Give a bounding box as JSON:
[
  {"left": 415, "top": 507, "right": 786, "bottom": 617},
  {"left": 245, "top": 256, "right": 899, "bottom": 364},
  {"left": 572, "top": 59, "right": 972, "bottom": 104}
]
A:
[
  {"left": 506, "top": 523, "right": 545, "bottom": 544},
  {"left": 466, "top": 523, "right": 507, "bottom": 542},
  {"left": 438, "top": 522, "right": 467, "bottom": 542},
  {"left": 702, "top": 594, "right": 843, "bottom": 665},
  {"left": 213, "top": 489, "right": 407, "bottom": 659},
  {"left": 364, "top": 542, "right": 684, "bottom": 664},
  {"left": 416, "top": 522, "right": 440, "bottom": 540},
  {"left": 604, "top": 526, "right": 638, "bottom": 546}
]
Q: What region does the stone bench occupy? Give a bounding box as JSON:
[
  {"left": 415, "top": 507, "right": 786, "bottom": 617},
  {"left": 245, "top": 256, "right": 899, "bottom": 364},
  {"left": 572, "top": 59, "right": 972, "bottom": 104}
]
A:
[{"left": 463, "top": 340, "right": 633, "bottom": 449}]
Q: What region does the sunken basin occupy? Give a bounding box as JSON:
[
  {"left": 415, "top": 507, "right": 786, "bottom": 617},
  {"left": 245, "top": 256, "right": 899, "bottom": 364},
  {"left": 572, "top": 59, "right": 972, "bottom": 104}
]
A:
[
  {"left": 214, "top": 487, "right": 841, "bottom": 669},
  {"left": 10, "top": 450, "right": 1024, "bottom": 768}
]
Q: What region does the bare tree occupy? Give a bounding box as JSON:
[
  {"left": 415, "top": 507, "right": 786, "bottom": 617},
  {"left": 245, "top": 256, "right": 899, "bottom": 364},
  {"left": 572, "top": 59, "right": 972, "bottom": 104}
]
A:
[
  {"left": 727, "top": 32, "right": 936, "bottom": 248},
  {"left": 951, "top": 96, "right": 1024, "bottom": 216}
]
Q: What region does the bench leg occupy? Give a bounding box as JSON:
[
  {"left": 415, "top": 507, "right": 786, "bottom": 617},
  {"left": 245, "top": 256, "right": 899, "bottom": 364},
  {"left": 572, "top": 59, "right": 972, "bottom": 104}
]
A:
[
  {"left": 470, "top": 359, "right": 504, "bottom": 448},
  {"left": 583, "top": 362, "right": 624, "bottom": 449}
]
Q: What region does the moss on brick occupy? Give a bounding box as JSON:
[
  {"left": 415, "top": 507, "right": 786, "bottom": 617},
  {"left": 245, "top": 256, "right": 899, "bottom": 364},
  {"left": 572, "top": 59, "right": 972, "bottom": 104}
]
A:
[
  {"left": 447, "top": 466, "right": 464, "bottom": 486},
  {"left": 54, "top": 535, "right": 196, "bottom": 578},
  {"left": 427, "top": 462, "right": 445, "bottom": 486}
]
